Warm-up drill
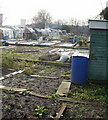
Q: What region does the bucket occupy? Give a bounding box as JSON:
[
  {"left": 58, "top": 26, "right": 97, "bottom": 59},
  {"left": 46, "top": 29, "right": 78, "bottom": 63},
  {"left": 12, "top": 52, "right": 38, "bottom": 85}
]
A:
[{"left": 71, "top": 56, "right": 88, "bottom": 84}]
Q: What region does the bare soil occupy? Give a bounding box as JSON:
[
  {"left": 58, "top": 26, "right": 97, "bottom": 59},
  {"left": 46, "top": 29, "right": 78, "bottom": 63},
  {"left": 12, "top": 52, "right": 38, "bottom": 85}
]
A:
[
  {"left": 2, "top": 73, "right": 64, "bottom": 95},
  {"left": 2, "top": 91, "right": 62, "bottom": 120}
]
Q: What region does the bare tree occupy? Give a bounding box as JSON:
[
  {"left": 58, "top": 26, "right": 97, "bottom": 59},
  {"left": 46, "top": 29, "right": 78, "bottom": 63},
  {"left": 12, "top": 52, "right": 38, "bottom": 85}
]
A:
[
  {"left": 69, "top": 18, "right": 80, "bottom": 34},
  {"left": 69, "top": 18, "right": 89, "bottom": 35},
  {"left": 33, "top": 9, "right": 52, "bottom": 29},
  {"left": 54, "top": 19, "right": 63, "bottom": 26}
]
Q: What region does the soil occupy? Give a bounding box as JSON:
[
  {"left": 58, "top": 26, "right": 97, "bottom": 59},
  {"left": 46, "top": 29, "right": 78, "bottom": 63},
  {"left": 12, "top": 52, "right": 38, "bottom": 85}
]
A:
[
  {"left": 2, "top": 73, "right": 64, "bottom": 95},
  {"left": 2, "top": 90, "right": 62, "bottom": 120},
  {"left": 2, "top": 69, "right": 15, "bottom": 76},
  {"left": 2, "top": 72, "right": 107, "bottom": 119},
  {"left": 60, "top": 103, "right": 106, "bottom": 119}
]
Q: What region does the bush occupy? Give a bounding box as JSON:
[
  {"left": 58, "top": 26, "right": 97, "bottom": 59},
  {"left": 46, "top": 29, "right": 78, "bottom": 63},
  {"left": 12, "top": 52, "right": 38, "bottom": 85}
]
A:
[
  {"left": 100, "top": 7, "right": 108, "bottom": 20},
  {"left": 2, "top": 51, "right": 14, "bottom": 69}
]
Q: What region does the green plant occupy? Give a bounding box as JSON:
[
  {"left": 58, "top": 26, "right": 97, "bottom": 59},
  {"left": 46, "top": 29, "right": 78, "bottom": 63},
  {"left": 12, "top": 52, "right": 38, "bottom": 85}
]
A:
[
  {"left": 3, "top": 105, "right": 11, "bottom": 111},
  {"left": 68, "top": 84, "right": 106, "bottom": 105},
  {"left": 32, "top": 105, "right": 48, "bottom": 118},
  {"left": 28, "top": 82, "right": 33, "bottom": 85},
  {"left": 60, "top": 74, "right": 70, "bottom": 79},
  {"left": 17, "top": 104, "right": 23, "bottom": 109},
  {"left": 14, "top": 61, "right": 34, "bottom": 70},
  {"left": 77, "top": 114, "right": 85, "bottom": 119},
  {"left": 2, "top": 51, "right": 14, "bottom": 69},
  {"left": 77, "top": 40, "right": 83, "bottom": 46},
  {"left": 23, "top": 68, "right": 34, "bottom": 75},
  {"left": 49, "top": 94, "right": 60, "bottom": 101},
  {"left": 66, "top": 90, "right": 73, "bottom": 97},
  {"left": 19, "top": 90, "right": 30, "bottom": 96},
  {"left": 8, "top": 89, "right": 16, "bottom": 94}
]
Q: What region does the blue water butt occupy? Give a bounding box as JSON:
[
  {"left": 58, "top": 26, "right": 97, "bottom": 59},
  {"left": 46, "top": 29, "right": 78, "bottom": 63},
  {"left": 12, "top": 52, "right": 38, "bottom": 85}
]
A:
[
  {"left": 4, "top": 36, "right": 8, "bottom": 40},
  {"left": 71, "top": 56, "right": 88, "bottom": 84}
]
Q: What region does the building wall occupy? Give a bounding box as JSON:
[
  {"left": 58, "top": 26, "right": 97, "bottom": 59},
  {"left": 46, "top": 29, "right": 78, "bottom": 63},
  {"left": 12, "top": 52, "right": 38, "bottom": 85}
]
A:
[{"left": 88, "top": 19, "right": 108, "bottom": 82}]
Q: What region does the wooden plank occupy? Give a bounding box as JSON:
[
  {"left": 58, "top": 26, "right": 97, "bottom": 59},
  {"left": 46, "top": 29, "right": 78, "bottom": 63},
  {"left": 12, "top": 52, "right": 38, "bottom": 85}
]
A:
[
  {"left": 0, "top": 85, "right": 5, "bottom": 89},
  {"left": 1, "top": 86, "right": 26, "bottom": 92},
  {"left": 11, "top": 70, "right": 24, "bottom": 75},
  {"left": 23, "top": 92, "right": 107, "bottom": 106},
  {"left": 29, "top": 92, "right": 50, "bottom": 99},
  {"left": 30, "top": 75, "right": 59, "bottom": 79},
  {"left": 0, "top": 70, "right": 24, "bottom": 81},
  {"left": 56, "top": 81, "right": 71, "bottom": 96},
  {"left": 54, "top": 103, "right": 67, "bottom": 120},
  {"left": 15, "top": 58, "right": 71, "bottom": 68},
  {"left": 0, "top": 77, "right": 5, "bottom": 81},
  {"left": 0, "top": 86, "right": 105, "bottom": 106}
]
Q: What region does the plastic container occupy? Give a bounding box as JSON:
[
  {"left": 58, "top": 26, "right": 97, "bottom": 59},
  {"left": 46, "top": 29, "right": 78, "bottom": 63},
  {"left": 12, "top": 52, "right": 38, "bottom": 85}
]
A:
[
  {"left": 71, "top": 56, "right": 88, "bottom": 84},
  {"left": 4, "top": 36, "right": 8, "bottom": 40}
]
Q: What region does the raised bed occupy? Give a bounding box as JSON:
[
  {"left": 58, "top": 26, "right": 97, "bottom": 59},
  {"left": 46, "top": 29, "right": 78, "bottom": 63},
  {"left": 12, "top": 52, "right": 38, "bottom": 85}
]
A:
[
  {"left": 2, "top": 90, "right": 62, "bottom": 119},
  {"left": 2, "top": 73, "right": 64, "bottom": 95}
]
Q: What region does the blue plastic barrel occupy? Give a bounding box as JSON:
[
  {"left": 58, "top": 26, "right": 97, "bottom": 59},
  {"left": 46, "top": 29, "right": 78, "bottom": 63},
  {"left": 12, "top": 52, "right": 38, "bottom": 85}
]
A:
[
  {"left": 71, "top": 56, "right": 88, "bottom": 84},
  {"left": 4, "top": 36, "right": 8, "bottom": 40}
]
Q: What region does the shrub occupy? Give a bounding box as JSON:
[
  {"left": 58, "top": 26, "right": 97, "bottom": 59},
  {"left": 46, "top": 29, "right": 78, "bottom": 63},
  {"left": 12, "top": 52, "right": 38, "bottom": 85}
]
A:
[{"left": 2, "top": 51, "right": 14, "bottom": 69}]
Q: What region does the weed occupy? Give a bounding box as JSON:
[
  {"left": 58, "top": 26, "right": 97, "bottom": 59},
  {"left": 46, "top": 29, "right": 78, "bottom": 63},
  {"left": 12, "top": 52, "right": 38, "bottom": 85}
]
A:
[
  {"left": 74, "top": 104, "right": 79, "bottom": 109},
  {"left": 8, "top": 89, "right": 16, "bottom": 94},
  {"left": 32, "top": 105, "right": 48, "bottom": 118},
  {"left": 23, "top": 68, "right": 34, "bottom": 75},
  {"left": 14, "top": 61, "right": 34, "bottom": 70},
  {"left": 68, "top": 84, "right": 106, "bottom": 104},
  {"left": 79, "top": 105, "right": 91, "bottom": 111},
  {"left": 77, "top": 114, "right": 85, "bottom": 119},
  {"left": 28, "top": 82, "right": 33, "bottom": 85},
  {"left": 1, "top": 50, "right": 34, "bottom": 70},
  {"left": 44, "top": 80, "right": 48, "bottom": 84},
  {"left": 19, "top": 90, "right": 30, "bottom": 96},
  {"left": 60, "top": 74, "right": 70, "bottom": 79},
  {"left": 3, "top": 105, "right": 11, "bottom": 112},
  {"left": 17, "top": 104, "right": 23, "bottom": 109},
  {"left": 49, "top": 94, "right": 60, "bottom": 101},
  {"left": 66, "top": 90, "right": 73, "bottom": 97},
  {"left": 54, "top": 87, "right": 58, "bottom": 91},
  {"left": 2, "top": 51, "right": 14, "bottom": 69}
]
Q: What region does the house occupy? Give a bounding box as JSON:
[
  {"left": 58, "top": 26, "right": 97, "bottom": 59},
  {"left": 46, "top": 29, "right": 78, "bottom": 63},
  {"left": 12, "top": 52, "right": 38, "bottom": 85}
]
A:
[
  {"left": 12, "top": 26, "right": 24, "bottom": 39},
  {"left": 0, "top": 27, "right": 13, "bottom": 40},
  {"left": 23, "top": 27, "right": 37, "bottom": 40}
]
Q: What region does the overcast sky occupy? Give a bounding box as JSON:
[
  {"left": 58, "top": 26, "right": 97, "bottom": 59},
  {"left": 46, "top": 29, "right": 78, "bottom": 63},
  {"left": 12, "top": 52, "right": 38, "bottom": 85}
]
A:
[{"left": 0, "top": 0, "right": 107, "bottom": 25}]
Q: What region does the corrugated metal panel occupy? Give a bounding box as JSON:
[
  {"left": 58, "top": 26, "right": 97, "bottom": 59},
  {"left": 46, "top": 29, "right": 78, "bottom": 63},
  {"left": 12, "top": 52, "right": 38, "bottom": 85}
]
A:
[{"left": 88, "top": 28, "right": 107, "bottom": 81}]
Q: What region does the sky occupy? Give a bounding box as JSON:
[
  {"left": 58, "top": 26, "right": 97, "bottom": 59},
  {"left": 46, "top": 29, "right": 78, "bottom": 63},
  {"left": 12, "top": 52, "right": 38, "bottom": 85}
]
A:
[{"left": 0, "top": 0, "right": 107, "bottom": 25}]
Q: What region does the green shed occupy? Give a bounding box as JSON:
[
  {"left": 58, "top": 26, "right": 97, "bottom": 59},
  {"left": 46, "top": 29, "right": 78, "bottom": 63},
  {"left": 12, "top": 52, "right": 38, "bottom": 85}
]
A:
[{"left": 88, "top": 20, "right": 108, "bottom": 82}]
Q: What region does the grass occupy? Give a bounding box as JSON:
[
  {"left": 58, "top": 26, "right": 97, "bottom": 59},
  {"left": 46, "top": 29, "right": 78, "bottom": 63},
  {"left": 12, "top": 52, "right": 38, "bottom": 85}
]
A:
[
  {"left": 1, "top": 50, "right": 70, "bottom": 77},
  {"left": 66, "top": 83, "right": 106, "bottom": 105},
  {"left": 18, "top": 57, "right": 71, "bottom": 65},
  {"left": 1, "top": 50, "right": 34, "bottom": 71},
  {"left": 23, "top": 67, "right": 34, "bottom": 75}
]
